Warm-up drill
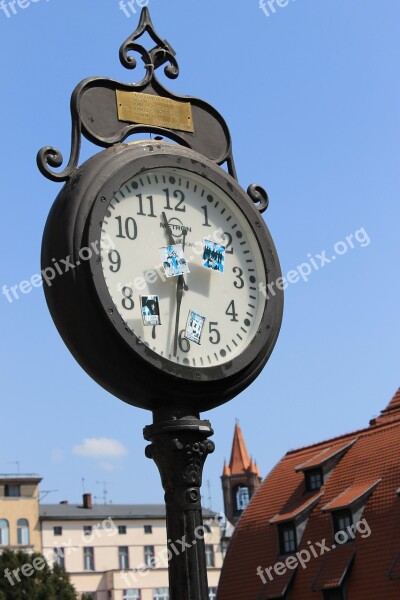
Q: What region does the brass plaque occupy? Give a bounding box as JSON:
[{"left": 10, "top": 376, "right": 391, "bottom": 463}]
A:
[{"left": 116, "top": 91, "right": 194, "bottom": 133}]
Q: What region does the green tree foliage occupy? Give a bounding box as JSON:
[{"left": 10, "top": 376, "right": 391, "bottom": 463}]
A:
[{"left": 0, "top": 550, "right": 77, "bottom": 600}]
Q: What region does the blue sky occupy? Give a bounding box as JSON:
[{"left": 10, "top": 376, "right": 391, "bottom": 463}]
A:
[{"left": 0, "top": 0, "right": 399, "bottom": 513}]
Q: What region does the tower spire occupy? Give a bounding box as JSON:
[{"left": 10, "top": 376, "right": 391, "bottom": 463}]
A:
[{"left": 229, "top": 422, "right": 251, "bottom": 474}]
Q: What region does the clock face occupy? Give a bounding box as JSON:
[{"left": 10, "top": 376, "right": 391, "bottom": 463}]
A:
[{"left": 97, "top": 166, "right": 268, "bottom": 370}]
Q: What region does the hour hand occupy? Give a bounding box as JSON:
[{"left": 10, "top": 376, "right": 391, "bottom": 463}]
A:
[{"left": 161, "top": 212, "right": 175, "bottom": 246}]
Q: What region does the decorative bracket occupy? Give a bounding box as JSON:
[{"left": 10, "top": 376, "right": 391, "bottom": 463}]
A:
[{"left": 37, "top": 7, "right": 269, "bottom": 213}]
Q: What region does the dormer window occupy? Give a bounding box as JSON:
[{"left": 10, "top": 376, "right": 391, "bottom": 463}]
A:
[
  {"left": 270, "top": 492, "right": 323, "bottom": 557},
  {"left": 295, "top": 439, "right": 358, "bottom": 490},
  {"left": 332, "top": 510, "right": 353, "bottom": 542},
  {"left": 278, "top": 522, "right": 297, "bottom": 555},
  {"left": 305, "top": 468, "right": 323, "bottom": 491},
  {"left": 322, "top": 479, "right": 381, "bottom": 545}
]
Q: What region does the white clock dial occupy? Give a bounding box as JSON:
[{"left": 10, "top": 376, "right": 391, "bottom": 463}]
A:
[{"left": 100, "top": 167, "right": 267, "bottom": 367}]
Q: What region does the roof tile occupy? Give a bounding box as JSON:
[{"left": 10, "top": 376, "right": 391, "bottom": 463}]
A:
[{"left": 218, "top": 388, "right": 400, "bottom": 600}]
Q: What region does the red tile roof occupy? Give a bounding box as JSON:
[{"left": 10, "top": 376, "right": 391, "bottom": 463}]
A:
[
  {"left": 218, "top": 388, "right": 400, "bottom": 600},
  {"left": 270, "top": 492, "right": 323, "bottom": 524},
  {"left": 311, "top": 544, "right": 355, "bottom": 590},
  {"left": 388, "top": 552, "right": 400, "bottom": 580},
  {"left": 370, "top": 387, "right": 400, "bottom": 425},
  {"left": 294, "top": 439, "right": 357, "bottom": 472},
  {"left": 321, "top": 480, "right": 381, "bottom": 512},
  {"left": 257, "top": 568, "right": 295, "bottom": 599}
]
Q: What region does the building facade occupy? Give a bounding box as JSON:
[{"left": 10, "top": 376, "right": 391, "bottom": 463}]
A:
[
  {"left": 218, "top": 388, "right": 400, "bottom": 600},
  {"left": 40, "top": 493, "right": 223, "bottom": 599},
  {"left": 0, "top": 474, "right": 42, "bottom": 553}
]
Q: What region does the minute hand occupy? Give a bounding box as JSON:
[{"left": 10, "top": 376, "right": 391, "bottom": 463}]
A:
[
  {"left": 161, "top": 212, "right": 188, "bottom": 291},
  {"left": 173, "top": 275, "right": 185, "bottom": 357}
]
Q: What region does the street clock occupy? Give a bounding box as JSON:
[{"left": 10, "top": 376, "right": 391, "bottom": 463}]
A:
[
  {"left": 38, "top": 10, "right": 283, "bottom": 415},
  {"left": 38, "top": 9, "right": 284, "bottom": 599}
]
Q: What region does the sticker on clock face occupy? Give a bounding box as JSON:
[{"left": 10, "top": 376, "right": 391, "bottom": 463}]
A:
[
  {"left": 202, "top": 240, "right": 226, "bottom": 274},
  {"left": 159, "top": 244, "right": 190, "bottom": 278},
  {"left": 185, "top": 310, "right": 205, "bottom": 345},
  {"left": 140, "top": 295, "right": 161, "bottom": 326}
]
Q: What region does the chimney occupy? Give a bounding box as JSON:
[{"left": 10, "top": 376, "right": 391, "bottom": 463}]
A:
[{"left": 83, "top": 493, "right": 92, "bottom": 509}]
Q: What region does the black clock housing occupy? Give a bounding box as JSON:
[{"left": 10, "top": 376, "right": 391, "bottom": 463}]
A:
[{"left": 41, "top": 141, "right": 283, "bottom": 414}]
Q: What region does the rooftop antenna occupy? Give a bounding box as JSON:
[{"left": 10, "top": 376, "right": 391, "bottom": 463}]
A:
[
  {"left": 39, "top": 489, "right": 58, "bottom": 501},
  {"left": 7, "top": 461, "right": 20, "bottom": 474},
  {"left": 96, "top": 480, "right": 111, "bottom": 504},
  {"left": 207, "top": 479, "right": 213, "bottom": 510}
]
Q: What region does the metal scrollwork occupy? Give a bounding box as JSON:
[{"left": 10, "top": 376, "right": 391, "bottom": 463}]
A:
[
  {"left": 247, "top": 183, "right": 270, "bottom": 214},
  {"left": 119, "top": 7, "right": 179, "bottom": 84},
  {"left": 178, "top": 440, "right": 215, "bottom": 486},
  {"left": 36, "top": 109, "right": 81, "bottom": 183}
]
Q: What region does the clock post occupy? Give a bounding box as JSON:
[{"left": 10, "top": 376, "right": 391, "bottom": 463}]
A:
[
  {"left": 144, "top": 414, "right": 215, "bottom": 599},
  {"left": 37, "top": 8, "right": 283, "bottom": 600}
]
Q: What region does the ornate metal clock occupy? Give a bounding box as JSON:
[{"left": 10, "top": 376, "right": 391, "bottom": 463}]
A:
[{"left": 38, "top": 9, "right": 283, "bottom": 599}]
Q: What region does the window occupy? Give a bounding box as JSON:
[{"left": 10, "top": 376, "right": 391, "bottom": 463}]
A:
[
  {"left": 83, "top": 547, "right": 95, "bottom": 571},
  {"left": 144, "top": 525, "right": 152, "bottom": 534},
  {"left": 118, "top": 525, "right": 127, "bottom": 535},
  {"left": 153, "top": 589, "right": 169, "bottom": 600},
  {"left": 205, "top": 544, "right": 215, "bottom": 567},
  {"left": 333, "top": 510, "right": 353, "bottom": 542},
  {"left": 323, "top": 589, "right": 344, "bottom": 600},
  {"left": 53, "top": 526, "right": 62, "bottom": 536},
  {"left": 305, "top": 468, "right": 323, "bottom": 491},
  {"left": 83, "top": 525, "right": 93, "bottom": 534},
  {"left": 5, "top": 484, "right": 20, "bottom": 497},
  {"left": 208, "top": 588, "right": 217, "bottom": 599},
  {"left": 235, "top": 486, "right": 250, "bottom": 511},
  {"left": 17, "top": 519, "right": 29, "bottom": 545},
  {"left": 204, "top": 524, "right": 212, "bottom": 534},
  {"left": 53, "top": 547, "right": 65, "bottom": 568},
  {"left": 119, "top": 546, "right": 130, "bottom": 570},
  {"left": 221, "top": 538, "right": 229, "bottom": 559},
  {"left": 144, "top": 545, "right": 155, "bottom": 568},
  {"left": 278, "top": 523, "right": 297, "bottom": 555},
  {"left": 0, "top": 520, "right": 9, "bottom": 545},
  {"left": 123, "top": 591, "right": 140, "bottom": 600}
]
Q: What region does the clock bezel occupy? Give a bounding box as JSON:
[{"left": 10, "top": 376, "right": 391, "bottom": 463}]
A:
[{"left": 87, "top": 145, "right": 280, "bottom": 383}]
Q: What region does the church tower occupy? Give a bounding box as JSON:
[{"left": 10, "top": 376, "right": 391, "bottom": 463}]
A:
[{"left": 221, "top": 422, "right": 262, "bottom": 524}]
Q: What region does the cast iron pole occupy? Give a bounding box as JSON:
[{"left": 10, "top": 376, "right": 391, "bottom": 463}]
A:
[{"left": 144, "top": 414, "right": 215, "bottom": 600}]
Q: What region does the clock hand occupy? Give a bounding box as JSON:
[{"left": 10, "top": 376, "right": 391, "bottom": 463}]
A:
[
  {"left": 161, "top": 211, "right": 175, "bottom": 246},
  {"left": 161, "top": 212, "right": 188, "bottom": 357},
  {"left": 181, "top": 227, "right": 189, "bottom": 291},
  {"left": 161, "top": 212, "right": 188, "bottom": 291},
  {"left": 173, "top": 274, "right": 185, "bottom": 357}
]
